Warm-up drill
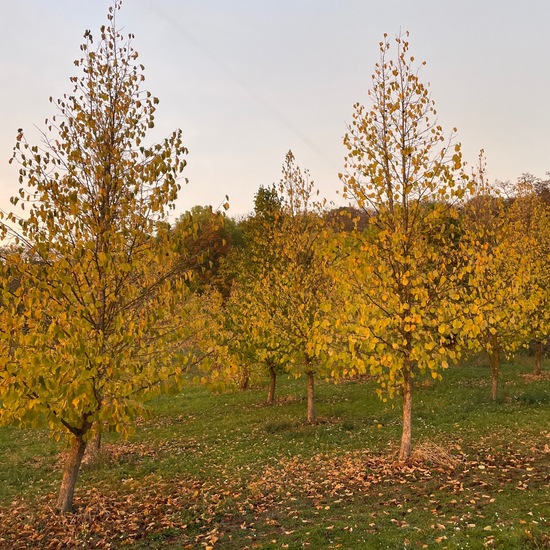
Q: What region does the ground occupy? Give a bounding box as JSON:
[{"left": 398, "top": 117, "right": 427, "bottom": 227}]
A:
[{"left": 0, "top": 359, "right": 549, "bottom": 549}]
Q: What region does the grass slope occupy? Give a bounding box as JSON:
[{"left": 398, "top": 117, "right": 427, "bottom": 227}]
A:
[{"left": 0, "top": 360, "right": 549, "bottom": 549}]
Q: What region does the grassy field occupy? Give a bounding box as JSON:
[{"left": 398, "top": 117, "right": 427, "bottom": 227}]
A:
[{"left": 0, "top": 359, "right": 549, "bottom": 549}]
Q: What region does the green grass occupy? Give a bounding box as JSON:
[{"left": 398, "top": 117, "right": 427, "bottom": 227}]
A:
[{"left": 0, "top": 360, "right": 549, "bottom": 549}]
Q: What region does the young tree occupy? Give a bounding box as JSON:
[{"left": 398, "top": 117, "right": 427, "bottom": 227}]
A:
[
  {"left": 271, "top": 152, "right": 342, "bottom": 422},
  {"left": 165, "top": 205, "right": 240, "bottom": 297},
  {"left": 512, "top": 176, "right": 550, "bottom": 375},
  {"left": 218, "top": 278, "right": 287, "bottom": 400},
  {"left": 207, "top": 185, "right": 286, "bottom": 396},
  {"left": 340, "top": 32, "right": 474, "bottom": 460},
  {"left": 0, "top": 3, "right": 193, "bottom": 512},
  {"left": 461, "top": 156, "right": 536, "bottom": 399},
  {"left": 226, "top": 152, "right": 337, "bottom": 422}
]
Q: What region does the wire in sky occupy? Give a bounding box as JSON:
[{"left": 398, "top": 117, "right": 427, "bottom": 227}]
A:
[{"left": 145, "top": 3, "right": 328, "bottom": 160}]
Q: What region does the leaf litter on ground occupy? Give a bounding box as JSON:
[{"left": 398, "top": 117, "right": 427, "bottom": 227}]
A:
[{"left": 0, "top": 439, "right": 548, "bottom": 549}]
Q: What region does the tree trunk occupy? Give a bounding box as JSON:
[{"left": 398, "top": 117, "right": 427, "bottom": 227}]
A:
[
  {"left": 57, "top": 434, "right": 87, "bottom": 513},
  {"left": 490, "top": 334, "right": 500, "bottom": 401},
  {"left": 239, "top": 373, "right": 250, "bottom": 391},
  {"left": 90, "top": 421, "right": 102, "bottom": 451},
  {"left": 85, "top": 423, "right": 102, "bottom": 463},
  {"left": 267, "top": 365, "right": 277, "bottom": 405},
  {"left": 91, "top": 427, "right": 101, "bottom": 452},
  {"left": 534, "top": 340, "right": 543, "bottom": 376},
  {"left": 399, "top": 367, "right": 413, "bottom": 462},
  {"left": 306, "top": 371, "right": 316, "bottom": 423}
]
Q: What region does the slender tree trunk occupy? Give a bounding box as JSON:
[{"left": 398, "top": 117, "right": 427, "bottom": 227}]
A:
[
  {"left": 267, "top": 365, "right": 277, "bottom": 405},
  {"left": 239, "top": 371, "right": 250, "bottom": 391},
  {"left": 57, "top": 434, "right": 87, "bottom": 513},
  {"left": 534, "top": 340, "right": 543, "bottom": 376},
  {"left": 491, "top": 333, "right": 500, "bottom": 401},
  {"left": 306, "top": 371, "right": 316, "bottom": 423},
  {"left": 85, "top": 423, "right": 102, "bottom": 463},
  {"left": 91, "top": 428, "right": 101, "bottom": 452},
  {"left": 399, "top": 366, "right": 413, "bottom": 462}
]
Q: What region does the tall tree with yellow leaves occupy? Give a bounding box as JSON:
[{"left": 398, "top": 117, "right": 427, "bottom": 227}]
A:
[
  {"left": 340, "top": 32, "right": 475, "bottom": 460},
  {"left": 0, "top": 3, "right": 194, "bottom": 513}
]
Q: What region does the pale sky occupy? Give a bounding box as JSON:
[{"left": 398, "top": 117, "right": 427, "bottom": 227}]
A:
[{"left": 1, "top": 1, "right": 549, "bottom": 221}]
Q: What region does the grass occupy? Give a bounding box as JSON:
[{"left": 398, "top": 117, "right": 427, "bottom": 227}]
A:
[{"left": 0, "top": 359, "right": 549, "bottom": 549}]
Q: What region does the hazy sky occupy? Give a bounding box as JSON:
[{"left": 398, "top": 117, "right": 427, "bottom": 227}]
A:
[{"left": 1, "top": 1, "right": 549, "bottom": 220}]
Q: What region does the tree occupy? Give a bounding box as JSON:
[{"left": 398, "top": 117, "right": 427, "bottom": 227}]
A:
[
  {"left": 267, "top": 152, "right": 340, "bottom": 422},
  {"left": 206, "top": 185, "right": 286, "bottom": 396},
  {"left": 508, "top": 175, "right": 550, "bottom": 376},
  {"left": 218, "top": 279, "right": 287, "bottom": 400},
  {"left": 266, "top": 154, "right": 331, "bottom": 420},
  {"left": 339, "top": 32, "right": 475, "bottom": 460},
  {"left": 225, "top": 152, "right": 337, "bottom": 422},
  {"left": 251, "top": 184, "right": 283, "bottom": 223},
  {"left": 166, "top": 205, "right": 240, "bottom": 297},
  {"left": 461, "top": 155, "right": 535, "bottom": 399},
  {"left": 0, "top": 3, "right": 193, "bottom": 513}
]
